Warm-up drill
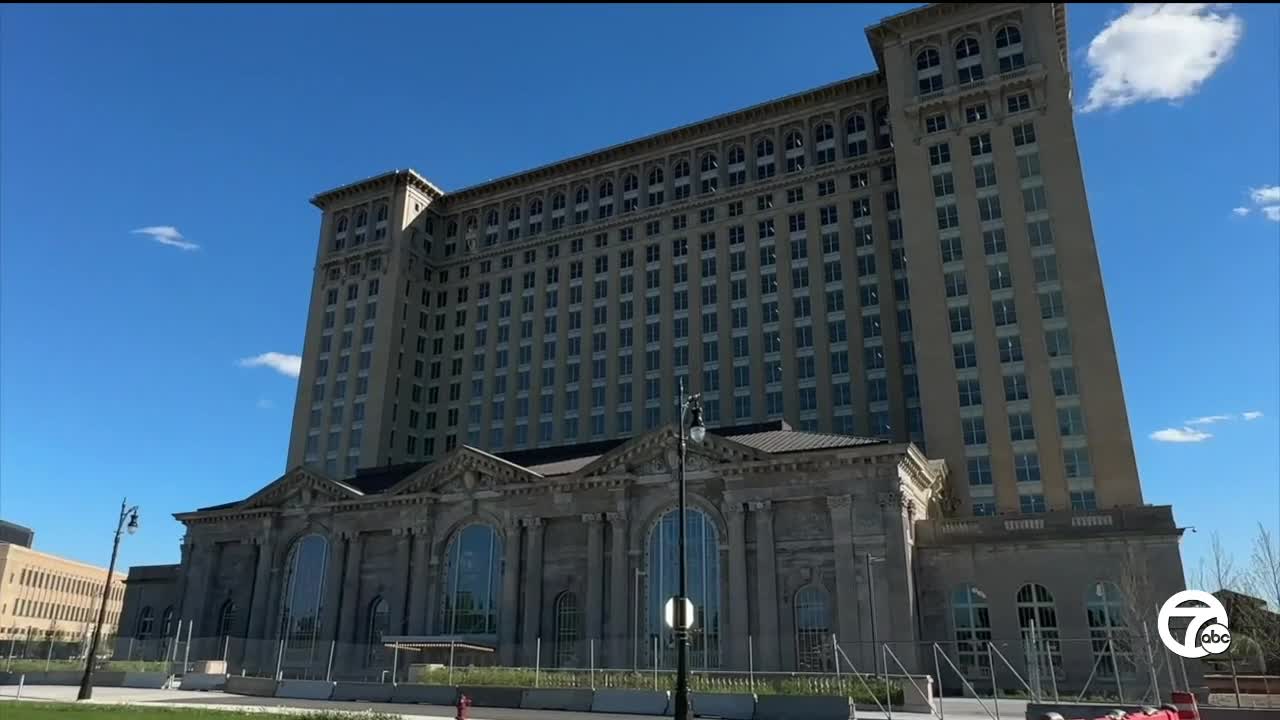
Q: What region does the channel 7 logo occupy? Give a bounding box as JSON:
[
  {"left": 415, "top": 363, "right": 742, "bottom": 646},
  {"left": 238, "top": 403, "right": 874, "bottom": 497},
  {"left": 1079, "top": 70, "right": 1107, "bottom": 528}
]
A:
[{"left": 1158, "top": 590, "right": 1231, "bottom": 659}]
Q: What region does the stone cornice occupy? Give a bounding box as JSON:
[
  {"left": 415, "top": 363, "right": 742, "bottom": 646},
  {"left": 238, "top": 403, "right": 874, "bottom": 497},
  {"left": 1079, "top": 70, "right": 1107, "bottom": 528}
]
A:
[{"left": 312, "top": 169, "right": 445, "bottom": 210}]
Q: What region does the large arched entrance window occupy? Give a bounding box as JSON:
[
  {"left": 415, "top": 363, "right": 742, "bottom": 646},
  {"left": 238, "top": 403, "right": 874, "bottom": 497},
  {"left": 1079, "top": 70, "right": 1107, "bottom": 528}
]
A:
[
  {"left": 951, "top": 585, "right": 991, "bottom": 677},
  {"left": 795, "top": 586, "right": 834, "bottom": 671},
  {"left": 554, "top": 591, "right": 580, "bottom": 668},
  {"left": 439, "top": 523, "right": 503, "bottom": 635},
  {"left": 278, "top": 534, "right": 330, "bottom": 668},
  {"left": 217, "top": 601, "right": 238, "bottom": 650},
  {"left": 647, "top": 507, "right": 722, "bottom": 669},
  {"left": 1086, "top": 582, "right": 1135, "bottom": 678},
  {"left": 1016, "top": 584, "right": 1062, "bottom": 674},
  {"left": 160, "top": 606, "right": 175, "bottom": 640},
  {"left": 365, "top": 597, "right": 390, "bottom": 667}
]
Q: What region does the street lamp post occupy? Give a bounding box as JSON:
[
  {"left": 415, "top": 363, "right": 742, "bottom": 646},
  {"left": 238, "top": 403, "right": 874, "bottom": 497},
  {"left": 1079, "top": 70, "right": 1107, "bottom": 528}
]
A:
[
  {"left": 77, "top": 498, "right": 139, "bottom": 701},
  {"left": 673, "top": 383, "right": 705, "bottom": 720}
]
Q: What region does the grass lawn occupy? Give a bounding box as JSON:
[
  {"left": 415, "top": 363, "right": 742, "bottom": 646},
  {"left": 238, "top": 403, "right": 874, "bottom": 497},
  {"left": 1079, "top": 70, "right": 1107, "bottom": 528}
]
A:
[{"left": 0, "top": 704, "right": 400, "bottom": 720}]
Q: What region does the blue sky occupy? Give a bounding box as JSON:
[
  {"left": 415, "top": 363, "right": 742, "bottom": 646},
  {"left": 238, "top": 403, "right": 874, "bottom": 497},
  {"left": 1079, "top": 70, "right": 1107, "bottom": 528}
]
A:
[{"left": 2, "top": 4, "right": 1276, "bottom": 580}]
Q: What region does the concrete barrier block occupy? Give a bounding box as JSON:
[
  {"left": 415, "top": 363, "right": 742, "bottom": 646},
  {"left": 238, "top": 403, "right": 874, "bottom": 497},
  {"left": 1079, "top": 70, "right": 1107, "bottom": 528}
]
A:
[
  {"left": 122, "top": 672, "right": 171, "bottom": 689},
  {"left": 3, "top": 672, "right": 46, "bottom": 685},
  {"left": 0, "top": 673, "right": 14, "bottom": 685},
  {"left": 275, "top": 678, "right": 335, "bottom": 700},
  {"left": 225, "top": 674, "right": 279, "bottom": 697},
  {"left": 331, "top": 681, "right": 393, "bottom": 702},
  {"left": 43, "top": 671, "right": 83, "bottom": 685},
  {"left": 191, "top": 661, "right": 226, "bottom": 674},
  {"left": 93, "top": 671, "right": 128, "bottom": 687},
  {"left": 180, "top": 673, "right": 226, "bottom": 691},
  {"left": 898, "top": 674, "right": 935, "bottom": 714},
  {"left": 592, "top": 689, "right": 671, "bottom": 715},
  {"left": 520, "top": 687, "right": 594, "bottom": 712},
  {"left": 458, "top": 685, "right": 525, "bottom": 708},
  {"left": 391, "top": 683, "right": 456, "bottom": 705},
  {"left": 692, "top": 691, "right": 757, "bottom": 720},
  {"left": 755, "top": 694, "right": 854, "bottom": 720}
]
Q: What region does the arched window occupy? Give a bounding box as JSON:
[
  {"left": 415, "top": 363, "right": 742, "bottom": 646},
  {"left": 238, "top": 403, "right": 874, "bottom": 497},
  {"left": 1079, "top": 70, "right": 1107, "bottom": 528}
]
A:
[
  {"left": 486, "top": 210, "right": 499, "bottom": 227},
  {"left": 951, "top": 584, "right": 991, "bottom": 677},
  {"left": 575, "top": 186, "right": 590, "bottom": 205},
  {"left": 783, "top": 130, "right": 805, "bottom": 172},
  {"left": 623, "top": 174, "right": 639, "bottom": 193},
  {"left": 846, "top": 115, "right": 868, "bottom": 158},
  {"left": 508, "top": 205, "right": 520, "bottom": 222},
  {"left": 447, "top": 221, "right": 458, "bottom": 238},
  {"left": 160, "top": 606, "right": 175, "bottom": 639},
  {"left": 917, "top": 48, "right": 943, "bottom": 94},
  {"left": 553, "top": 591, "right": 580, "bottom": 668},
  {"left": 137, "top": 606, "right": 154, "bottom": 640},
  {"left": 376, "top": 205, "right": 388, "bottom": 223},
  {"left": 794, "top": 586, "right": 833, "bottom": 671},
  {"left": 217, "top": 601, "right": 237, "bottom": 647},
  {"left": 727, "top": 146, "right": 745, "bottom": 165},
  {"left": 552, "top": 193, "right": 566, "bottom": 212},
  {"left": 814, "top": 124, "right": 834, "bottom": 144},
  {"left": 755, "top": 138, "right": 774, "bottom": 158},
  {"left": 1086, "top": 582, "right": 1134, "bottom": 678},
  {"left": 279, "top": 533, "right": 330, "bottom": 667},
  {"left": 875, "top": 107, "right": 892, "bottom": 150},
  {"left": 365, "top": 596, "right": 390, "bottom": 666},
  {"left": 355, "top": 210, "right": 368, "bottom": 228},
  {"left": 700, "top": 153, "right": 718, "bottom": 173},
  {"left": 529, "top": 198, "right": 543, "bottom": 217},
  {"left": 336, "top": 216, "right": 348, "bottom": 233},
  {"left": 995, "top": 26, "right": 1025, "bottom": 73},
  {"left": 466, "top": 216, "right": 477, "bottom": 233},
  {"left": 955, "top": 38, "right": 984, "bottom": 84},
  {"left": 673, "top": 161, "right": 689, "bottom": 179},
  {"left": 648, "top": 167, "right": 665, "bottom": 186},
  {"left": 647, "top": 507, "right": 721, "bottom": 668},
  {"left": 598, "top": 180, "right": 614, "bottom": 198},
  {"left": 1016, "top": 584, "right": 1061, "bottom": 672},
  {"left": 784, "top": 131, "right": 803, "bottom": 151},
  {"left": 439, "top": 523, "right": 503, "bottom": 635}
]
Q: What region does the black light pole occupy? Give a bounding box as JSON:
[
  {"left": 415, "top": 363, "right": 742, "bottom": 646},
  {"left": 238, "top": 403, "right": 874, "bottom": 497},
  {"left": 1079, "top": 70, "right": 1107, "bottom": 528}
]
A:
[
  {"left": 674, "top": 383, "right": 704, "bottom": 720},
  {"left": 78, "top": 499, "right": 139, "bottom": 701}
]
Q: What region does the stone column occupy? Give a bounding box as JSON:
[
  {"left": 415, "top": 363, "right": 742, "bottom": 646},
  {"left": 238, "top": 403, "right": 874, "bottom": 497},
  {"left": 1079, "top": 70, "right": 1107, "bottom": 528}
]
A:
[
  {"left": 724, "top": 501, "right": 749, "bottom": 668},
  {"left": 583, "top": 514, "right": 604, "bottom": 647},
  {"left": 878, "top": 489, "right": 918, "bottom": 671},
  {"left": 246, "top": 527, "right": 277, "bottom": 641},
  {"left": 498, "top": 520, "right": 522, "bottom": 665},
  {"left": 388, "top": 528, "right": 412, "bottom": 636},
  {"left": 752, "top": 500, "right": 781, "bottom": 670},
  {"left": 521, "top": 517, "right": 545, "bottom": 665},
  {"left": 339, "top": 533, "right": 365, "bottom": 641},
  {"left": 406, "top": 525, "right": 431, "bottom": 635},
  {"left": 607, "top": 511, "right": 628, "bottom": 667},
  {"left": 827, "top": 495, "right": 860, "bottom": 651}
]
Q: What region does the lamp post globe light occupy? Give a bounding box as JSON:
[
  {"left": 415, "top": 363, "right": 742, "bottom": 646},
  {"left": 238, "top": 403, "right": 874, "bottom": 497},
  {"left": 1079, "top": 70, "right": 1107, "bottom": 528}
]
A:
[
  {"left": 77, "top": 499, "right": 139, "bottom": 701},
  {"left": 673, "top": 382, "right": 705, "bottom": 720}
]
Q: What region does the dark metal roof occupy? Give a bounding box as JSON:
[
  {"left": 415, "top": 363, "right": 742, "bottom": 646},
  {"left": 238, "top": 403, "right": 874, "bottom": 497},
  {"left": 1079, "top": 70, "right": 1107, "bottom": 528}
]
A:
[{"left": 191, "top": 422, "right": 890, "bottom": 512}]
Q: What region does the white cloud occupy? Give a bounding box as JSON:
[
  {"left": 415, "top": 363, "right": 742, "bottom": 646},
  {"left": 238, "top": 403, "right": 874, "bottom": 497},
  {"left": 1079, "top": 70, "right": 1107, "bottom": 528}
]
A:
[
  {"left": 1082, "top": 4, "right": 1242, "bottom": 112},
  {"left": 1150, "top": 426, "right": 1213, "bottom": 443},
  {"left": 1262, "top": 206, "right": 1280, "bottom": 222},
  {"left": 131, "top": 225, "right": 199, "bottom": 251},
  {"left": 1251, "top": 185, "right": 1280, "bottom": 205},
  {"left": 237, "top": 352, "right": 301, "bottom": 378},
  {"left": 1232, "top": 207, "right": 1251, "bottom": 217},
  {"left": 256, "top": 398, "right": 275, "bottom": 410},
  {"left": 1243, "top": 411, "right": 1264, "bottom": 421},
  {"left": 1185, "top": 414, "right": 1232, "bottom": 425}
]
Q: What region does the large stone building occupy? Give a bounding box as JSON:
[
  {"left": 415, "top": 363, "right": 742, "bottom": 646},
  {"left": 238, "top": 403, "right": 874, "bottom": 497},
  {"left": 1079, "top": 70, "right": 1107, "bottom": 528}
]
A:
[
  {"left": 0, "top": 541, "right": 127, "bottom": 645},
  {"left": 124, "top": 1, "right": 1189, "bottom": 694}
]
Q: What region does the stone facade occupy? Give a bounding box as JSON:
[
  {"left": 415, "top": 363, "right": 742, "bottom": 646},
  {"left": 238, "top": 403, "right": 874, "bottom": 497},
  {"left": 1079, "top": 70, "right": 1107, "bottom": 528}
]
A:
[{"left": 135, "top": 422, "right": 1187, "bottom": 690}]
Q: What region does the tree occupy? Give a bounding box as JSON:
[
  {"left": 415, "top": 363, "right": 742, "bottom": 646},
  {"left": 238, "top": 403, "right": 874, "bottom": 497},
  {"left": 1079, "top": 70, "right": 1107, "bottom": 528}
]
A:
[{"left": 1196, "top": 525, "right": 1280, "bottom": 673}]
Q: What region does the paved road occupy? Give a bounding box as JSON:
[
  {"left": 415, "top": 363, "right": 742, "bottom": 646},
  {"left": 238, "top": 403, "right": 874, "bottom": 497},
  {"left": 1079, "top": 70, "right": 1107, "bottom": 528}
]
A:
[{"left": 0, "top": 684, "right": 1031, "bottom": 720}]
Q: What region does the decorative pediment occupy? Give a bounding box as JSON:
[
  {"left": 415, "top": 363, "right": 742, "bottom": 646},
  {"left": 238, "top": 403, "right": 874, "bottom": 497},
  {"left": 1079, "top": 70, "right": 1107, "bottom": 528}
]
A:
[
  {"left": 236, "top": 466, "right": 363, "bottom": 511},
  {"left": 388, "top": 446, "right": 545, "bottom": 496},
  {"left": 577, "top": 426, "right": 767, "bottom": 478}
]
